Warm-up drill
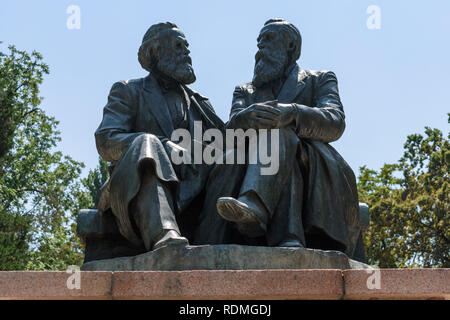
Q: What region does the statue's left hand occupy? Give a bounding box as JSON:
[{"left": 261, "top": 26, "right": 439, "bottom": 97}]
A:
[{"left": 267, "top": 101, "right": 296, "bottom": 128}]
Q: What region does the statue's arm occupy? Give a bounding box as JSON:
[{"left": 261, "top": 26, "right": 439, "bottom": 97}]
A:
[
  {"left": 95, "top": 81, "right": 145, "bottom": 162},
  {"left": 292, "top": 71, "right": 346, "bottom": 142},
  {"left": 225, "top": 86, "right": 248, "bottom": 129}
]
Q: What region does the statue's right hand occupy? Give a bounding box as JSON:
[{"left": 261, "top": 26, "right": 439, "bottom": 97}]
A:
[{"left": 231, "top": 101, "right": 281, "bottom": 129}]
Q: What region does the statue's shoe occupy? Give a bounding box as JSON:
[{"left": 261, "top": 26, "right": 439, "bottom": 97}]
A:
[
  {"left": 216, "top": 196, "right": 267, "bottom": 237},
  {"left": 153, "top": 230, "right": 188, "bottom": 250},
  {"left": 278, "top": 238, "right": 304, "bottom": 248}
]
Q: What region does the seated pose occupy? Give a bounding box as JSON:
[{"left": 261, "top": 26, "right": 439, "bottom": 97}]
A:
[
  {"left": 194, "top": 19, "right": 361, "bottom": 259},
  {"left": 95, "top": 22, "right": 224, "bottom": 252}
]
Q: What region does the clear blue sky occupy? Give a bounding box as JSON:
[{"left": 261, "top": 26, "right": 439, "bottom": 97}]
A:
[{"left": 1, "top": 0, "right": 449, "bottom": 176}]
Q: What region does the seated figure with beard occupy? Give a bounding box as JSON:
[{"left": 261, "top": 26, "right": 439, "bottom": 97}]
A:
[
  {"left": 95, "top": 22, "right": 224, "bottom": 252},
  {"left": 194, "top": 18, "right": 362, "bottom": 260}
]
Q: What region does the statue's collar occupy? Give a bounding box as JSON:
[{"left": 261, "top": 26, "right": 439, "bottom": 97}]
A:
[{"left": 276, "top": 64, "right": 308, "bottom": 102}]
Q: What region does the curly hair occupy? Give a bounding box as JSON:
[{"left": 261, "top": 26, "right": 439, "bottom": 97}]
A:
[{"left": 138, "top": 22, "right": 178, "bottom": 72}]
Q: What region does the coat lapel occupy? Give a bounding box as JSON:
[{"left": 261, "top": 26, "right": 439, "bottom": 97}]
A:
[
  {"left": 277, "top": 64, "right": 308, "bottom": 103},
  {"left": 183, "top": 85, "right": 224, "bottom": 131},
  {"left": 190, "top": 95, "right": 212, "bottom": 126},
  {"left": 142, "top": 74, "right": 174, "bottom": 138}
]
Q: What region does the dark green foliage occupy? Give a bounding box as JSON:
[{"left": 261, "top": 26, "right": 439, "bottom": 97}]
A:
[{"left": 359, "top": 116, "right": 449, "bottom": 268}]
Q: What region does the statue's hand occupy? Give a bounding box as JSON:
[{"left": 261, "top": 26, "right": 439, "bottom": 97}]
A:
[
  {"left": 271, "top": 103, "right": 296, "bottom": 128},
  {"left": 231, "top": 101, "right": 281, "bottom": 129}
]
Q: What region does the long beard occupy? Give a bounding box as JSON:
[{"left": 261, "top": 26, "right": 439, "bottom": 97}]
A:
[
  {"left": 252, "top": 50, "right": 288, "bottom": 88},
  {"left": 157, "top": 56, "right": 196, "bottom": 85}
]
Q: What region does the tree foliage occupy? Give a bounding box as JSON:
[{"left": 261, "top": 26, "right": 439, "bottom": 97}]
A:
[
  {"left": 82, "top": 157, "right": 110, "bottom": 209},
  {"left": 0, "top": 45, "right": 91, "bottom": 270},
  {"left": 359, "top": 117, "right": 449, "bottom": 268},
  {"left": 0, "top": 45, "right": 48, "bottom": 174}
]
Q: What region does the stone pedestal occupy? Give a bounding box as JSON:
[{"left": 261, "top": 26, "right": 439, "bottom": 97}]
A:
[
  {"left": 80, "top": 244, "right": 370, "bottom": 271},
  {"left": 0, "top": 269, "right": 448, "bottom": 300},
  {"left": 76, "top": 204, "right": 371, "bottom": 264}
]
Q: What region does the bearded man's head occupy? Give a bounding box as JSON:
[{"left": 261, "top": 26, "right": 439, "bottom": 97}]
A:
[
  {"left": 253, "top": 18, "right": 302, "bottom": 88},
  {"left": 138, "top": 22, "right": 196, "bottom": 84}
]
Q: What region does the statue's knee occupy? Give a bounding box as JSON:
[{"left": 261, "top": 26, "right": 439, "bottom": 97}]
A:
[
  {"left": 134, "top": 133, "right": 161, "bottom": 145},
  {"left": 129, "top": 133, "right": 166, "bottom": 154}
]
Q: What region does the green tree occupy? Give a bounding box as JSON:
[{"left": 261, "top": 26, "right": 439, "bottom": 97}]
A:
[
  {"left": 82, "top": 157, "right": 110, "bottom": 208},
  {"left": 0, "top": 45, "right": 91, "bottom": 270},
  {"left": 0, "top": 44, "right": 48, "bottom": 175},
  {"left": 358, "top": 117, "right": 449, "bottom": 268},
  {"left": 23, "top": 157, "right": 110, "bottom": 270}
]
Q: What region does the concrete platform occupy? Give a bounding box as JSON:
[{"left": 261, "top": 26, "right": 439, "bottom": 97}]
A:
[{"left": 0, "top": 269, "right": 448, "bottom": 300}]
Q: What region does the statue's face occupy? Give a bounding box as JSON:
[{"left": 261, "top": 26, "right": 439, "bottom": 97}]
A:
[
  {"left": 155, "top": 28, "right": 196, "bottom": 84},
  {"left": 253, "top": 24, "right": 289, "bottom": 88}
]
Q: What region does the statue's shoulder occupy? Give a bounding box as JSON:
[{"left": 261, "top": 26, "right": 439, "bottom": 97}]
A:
[
  {"left": 303, "top": 69, "right": 338, "bottom": 81},
  {"left": 109, "top": 77, "right": 143, "bottom": 93},
  {"left": 120, "top": 77, "right": 146, "bottom": 90},
  {"left": 124, "top": 77, "right": 144, "bottom": 87}
]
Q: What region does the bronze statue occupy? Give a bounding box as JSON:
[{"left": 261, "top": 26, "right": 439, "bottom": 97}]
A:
[
  {"left": 95, "top": 22, "right": 224, "bottom": 252},
  {"left": 83, "top": 19, "right": 365, "bottom": 265},
  {"left": 194, "top": 18, "right": 361, "bottom": 259}
]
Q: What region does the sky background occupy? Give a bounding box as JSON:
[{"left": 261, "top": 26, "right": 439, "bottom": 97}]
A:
[{"left": 1, "top": 0, "right": 449, "bottom": 177}]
